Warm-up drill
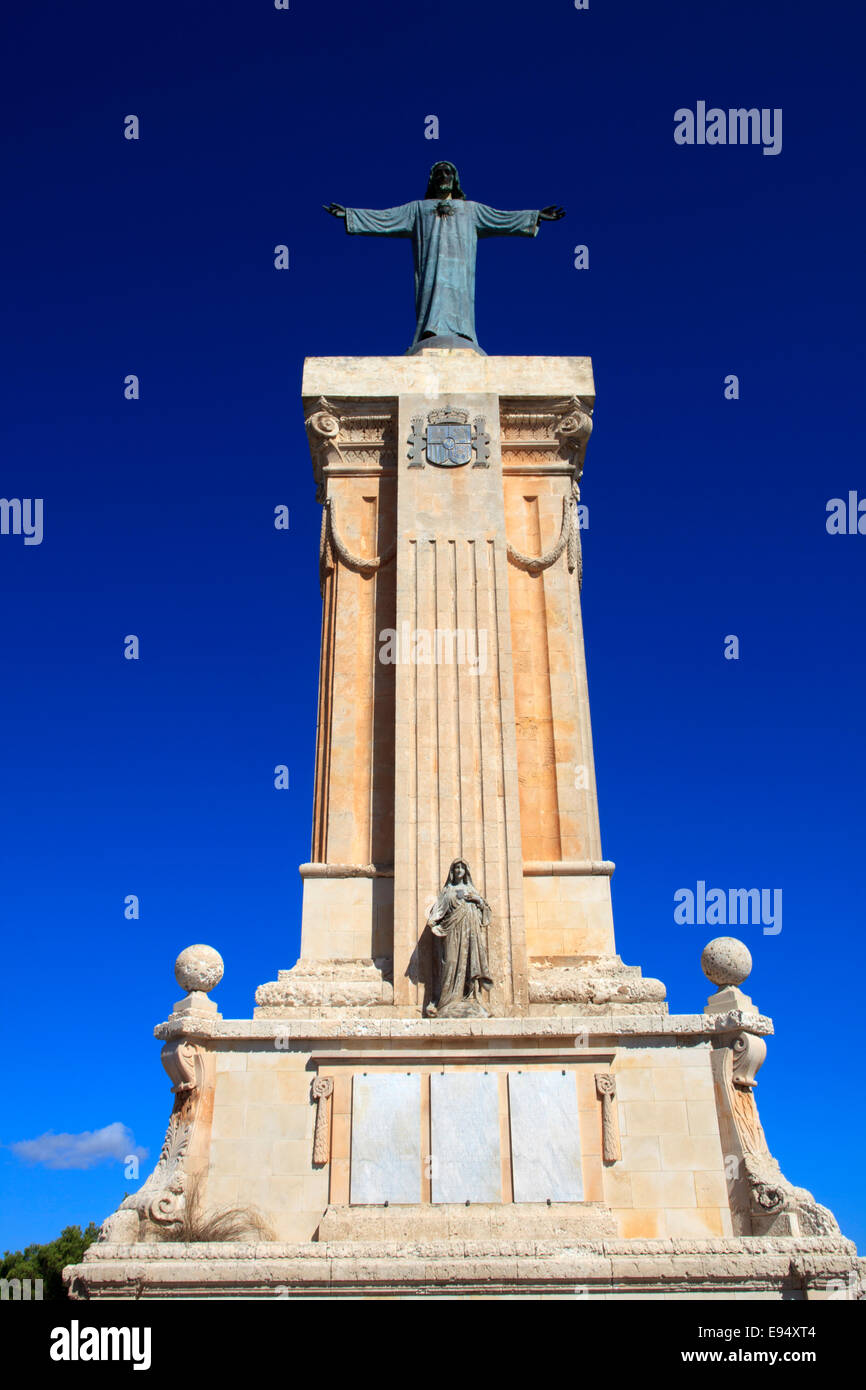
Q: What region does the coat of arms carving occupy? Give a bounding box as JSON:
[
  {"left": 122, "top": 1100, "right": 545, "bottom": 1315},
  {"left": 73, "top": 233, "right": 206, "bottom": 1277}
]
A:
[{"left": 408, "top": 407, "right": 490, "bottom": 468}]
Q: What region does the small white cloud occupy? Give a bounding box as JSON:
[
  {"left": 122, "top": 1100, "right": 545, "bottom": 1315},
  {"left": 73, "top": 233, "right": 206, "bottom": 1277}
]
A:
[{"left": 9, "top": 1122, "right": 148, "bottom": 1171}]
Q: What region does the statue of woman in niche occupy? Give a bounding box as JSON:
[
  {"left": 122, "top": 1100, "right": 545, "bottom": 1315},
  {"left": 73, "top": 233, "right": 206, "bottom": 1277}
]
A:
[{"left": 426, "top": 859, "right": 494, "bottom": 1018}]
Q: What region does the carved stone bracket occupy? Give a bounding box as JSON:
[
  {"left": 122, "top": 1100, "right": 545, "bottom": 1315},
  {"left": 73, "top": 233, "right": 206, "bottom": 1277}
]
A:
[
  {"left": 743, "top": 1154, "right": 841, "bottom": 1237},
  {"left": 306, "top": 396, "right": 395, "bottom": 502},
  {"left": 500, "top": 395, "right": 593, "bottom": 481},
  {"left": 162, "top": 1038, "right": 202, "bottom": 1095},
  {"left": 311, "top": 1076, "right": 334, "bottom": 1166},
  {"left": 723, "top": 1032, "right": 770, "bottom": 1159},
  {"left": 97, "top": 1039, "right": 215, "bottom": 1244},
  {"left": 553, "top": 396, "right": 593, "bottom": 484},
  {"left": 731, "top": 1030, "right": 767, "bottom": 1089},
  {"left": 305, "top": 397, "right": 346, "bottom": 502},
  {"left": 713, "top": 1030, "right": 841, "bottom": 1239},
  {"left": 595, "top": 1072, "right": 622, "bottom": 1163}
]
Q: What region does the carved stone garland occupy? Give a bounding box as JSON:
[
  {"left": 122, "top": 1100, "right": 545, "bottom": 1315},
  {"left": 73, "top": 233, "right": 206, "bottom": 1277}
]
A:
[
  {"left": 307, "top": 397, "right": 398, "bottom": 594},
  {"left": 506, "top": 480, "right": 583, "bottom": 582},
  {"left": 319, "top": 498, "right": 397, "bottom": 595},
  {"left": 503, "top": 396, "right": 593, "bottom": 588}
]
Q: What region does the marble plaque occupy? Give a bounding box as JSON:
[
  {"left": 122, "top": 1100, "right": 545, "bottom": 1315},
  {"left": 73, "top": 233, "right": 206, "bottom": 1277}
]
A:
[
  {"left": 430, "top": 1072, "right": 501, "bottom": 1204},
  {"left": 350, "top": 1073, "right": 421, "bottom": 1205},
  {"left": 508, "top": 1071, "right": 584, "bottom": 1203}
]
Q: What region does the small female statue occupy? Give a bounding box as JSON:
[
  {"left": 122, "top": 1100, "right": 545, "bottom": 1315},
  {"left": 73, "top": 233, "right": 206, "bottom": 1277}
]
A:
[{"left": 426, "top": 859, "right": 494, "bottom": 1018}]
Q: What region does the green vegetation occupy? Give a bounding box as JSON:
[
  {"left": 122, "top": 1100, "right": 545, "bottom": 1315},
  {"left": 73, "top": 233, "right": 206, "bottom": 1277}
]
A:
[{"left": 1, "top": 1223, "right": 99, "bottom": 1300}]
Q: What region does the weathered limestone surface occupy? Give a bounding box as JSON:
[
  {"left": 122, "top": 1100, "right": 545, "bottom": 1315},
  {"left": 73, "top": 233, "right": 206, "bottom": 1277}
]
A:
[
  {"left": 153, "top": 1010, "right": 774, "bottom": 1042},
  {"left": 66, "top": 1236, "right": 865, "bottom": 1300},
  {"left": 83, "top": 1006, "right": 786, "bottom": 1252},
  {"left": 66, "top": 352, "right": 862, "bottom": 1299},
  {"left": 296, "top": 354, "right": 615, "bottom": 1019},
  {"left": 316, "top": 1201, "right": 617, "bottom": 1241},
  {"left": 302, "top": 354, "right": 596, "bottom": 399}
]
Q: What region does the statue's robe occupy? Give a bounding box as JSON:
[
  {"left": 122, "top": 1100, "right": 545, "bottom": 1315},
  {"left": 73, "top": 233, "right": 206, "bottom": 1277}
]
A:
[
  {"left": 427, "top": 884, "right": 493, "bottom": 1016},
  {"left": 344, "top": 199, "right": 540, "bottom": 348}
]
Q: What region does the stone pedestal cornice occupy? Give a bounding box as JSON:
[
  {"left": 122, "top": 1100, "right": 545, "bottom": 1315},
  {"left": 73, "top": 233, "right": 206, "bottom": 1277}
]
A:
[
  {"left": 153, "top": 1009, "right": 774, "bottom": 1044},
  {"left": 65, "top": 1234, "right": 863, "bottom": 1301}
]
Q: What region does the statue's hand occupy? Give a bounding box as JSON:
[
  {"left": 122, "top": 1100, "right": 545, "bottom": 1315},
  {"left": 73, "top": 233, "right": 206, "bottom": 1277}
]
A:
[
  {"left": 323, "top": 203, "right": 347, "bottom": 218},
  {"left": 539, "top": 205, "right": 566, "bottom": 221}
]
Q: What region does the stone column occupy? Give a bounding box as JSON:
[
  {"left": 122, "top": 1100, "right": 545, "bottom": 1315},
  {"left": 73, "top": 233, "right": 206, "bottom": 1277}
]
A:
[{"left": 294, "top": 353, "right": 613, "bottom": 1016}]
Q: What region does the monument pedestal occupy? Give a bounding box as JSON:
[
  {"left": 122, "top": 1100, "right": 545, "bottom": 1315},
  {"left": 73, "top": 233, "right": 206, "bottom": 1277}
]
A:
[
  {"left": 65, "top": 352, "right": 862, "bottom": 1299},
  {"left": 67, "top": 1002, "right": 862, "bottom": 1300}
]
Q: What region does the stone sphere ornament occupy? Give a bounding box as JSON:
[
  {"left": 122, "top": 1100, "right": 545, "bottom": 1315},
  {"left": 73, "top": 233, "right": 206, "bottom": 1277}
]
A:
[
  {"left": 175, "top": 944, "right": 224, "bottom": 995},
  {"left": 701, "top": 936, "right": 752, "bottom": 988}
]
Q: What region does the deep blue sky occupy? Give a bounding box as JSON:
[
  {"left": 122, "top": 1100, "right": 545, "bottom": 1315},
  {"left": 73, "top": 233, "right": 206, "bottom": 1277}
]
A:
[{"left": 1, "top": 0, "right": 864, "bottom": 1252}]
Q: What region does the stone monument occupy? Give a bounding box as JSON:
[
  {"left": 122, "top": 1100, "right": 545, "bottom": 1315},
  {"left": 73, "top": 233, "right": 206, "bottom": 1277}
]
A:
[{"left": 65, "top": 162, "right": 863, "bottom": 1299}]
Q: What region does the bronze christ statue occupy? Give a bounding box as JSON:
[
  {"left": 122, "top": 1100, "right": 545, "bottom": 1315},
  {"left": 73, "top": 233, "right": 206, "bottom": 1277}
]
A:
[{"left": 324, "top": 160, "right": 565, "bottom": 353}]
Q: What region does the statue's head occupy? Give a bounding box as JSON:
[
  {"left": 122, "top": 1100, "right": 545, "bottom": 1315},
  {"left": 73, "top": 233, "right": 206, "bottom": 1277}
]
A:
[
  {"left": 447, "top": 858, "right": 472, "bottom": 885},
  {"left": 425, "top": 161, "right": 465, "bottom": 201}
]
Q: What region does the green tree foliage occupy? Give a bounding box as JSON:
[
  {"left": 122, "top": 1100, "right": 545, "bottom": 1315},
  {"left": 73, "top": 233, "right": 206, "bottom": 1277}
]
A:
[{"left": 1, "top": 1223, "right": 99, "bottom": 1300}]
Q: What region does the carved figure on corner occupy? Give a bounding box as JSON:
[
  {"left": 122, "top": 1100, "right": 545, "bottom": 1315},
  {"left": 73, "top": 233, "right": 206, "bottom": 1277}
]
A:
[{"left": 426, "top": 859, "right": 494, "bottom": 1018}]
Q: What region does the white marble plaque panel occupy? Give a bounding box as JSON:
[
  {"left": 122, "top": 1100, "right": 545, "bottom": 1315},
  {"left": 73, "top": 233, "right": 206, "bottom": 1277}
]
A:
[
  {"left": 350, "top": 1073, "right": 421, "bottom": 1205},
  {"left": 430, "top": 1072, "right": 501, "bottom": 1204},
  {"left": 508, "top": 1071, "right": 584, "bottom": 1203}
]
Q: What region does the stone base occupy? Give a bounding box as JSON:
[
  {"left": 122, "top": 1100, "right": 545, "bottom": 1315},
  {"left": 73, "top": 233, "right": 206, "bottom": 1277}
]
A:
[
  {"left": 706, "top": 985, "right": 754, "bottom": 1014},
  {"left": 316, "top": 1202, "right": 617, "bottom": 1242},
  {"left": 426, "top": 995, "right": 489, "bottom": 1019},
  {"left": 406, "top": 335, "right": 485, "bottom": 355},
  {"left": 66, "top": 1236, "right": 865, "bottom": 1300},
  {"left": 73, "top": 1005, "right": 861, "bottom": 1295},
  {"left": 255, "top": 955, "right": 668, "bottom": 1019},
  {"left": 255, "top": 958, "right": 393, "bottom": 1014},
  {"left": 528, "top": 955, "right": 667, "bottom": 1011}
]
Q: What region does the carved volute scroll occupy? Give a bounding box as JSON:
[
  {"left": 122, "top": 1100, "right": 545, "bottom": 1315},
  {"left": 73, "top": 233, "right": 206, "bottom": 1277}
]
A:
[
  {"left": 595, "top": 1072, "right": 621, "bottom": 1163},
  {"left": 731, "top": 1031, "right": 767, "bottom": 1089},
  {"left": 98, "top": 1039, "right": 216, "bottom": 1243},
  {"left": 311, "top": 1076, "right": 334, "bottom": 1166},
  {"left": 162, "top": 1038, "right": 202, "bottom": 1095},
  {"left": 305, "top": 397, "right": 345, "bottom": 502},
  {"left": 726, "top": 1031, "right": 769, "bottom": 1158},
  {"left": 553, "top": 395, "right": 593, "bottom": 484}
]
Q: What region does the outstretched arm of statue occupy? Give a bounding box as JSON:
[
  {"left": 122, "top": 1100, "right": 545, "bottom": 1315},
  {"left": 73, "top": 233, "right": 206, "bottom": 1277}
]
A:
[
  {"left": 538, "top": 206, "right": 566, "bottom": 221},
  {"left": 323, "top": 203, "right": 347, "bottom": 218},
  {"left": 336, "top": 203, "right": 416, "bottom": 238}
]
